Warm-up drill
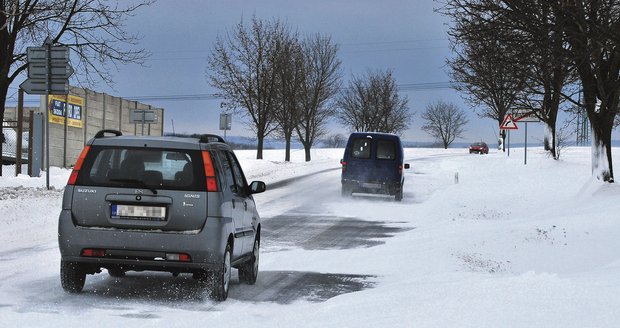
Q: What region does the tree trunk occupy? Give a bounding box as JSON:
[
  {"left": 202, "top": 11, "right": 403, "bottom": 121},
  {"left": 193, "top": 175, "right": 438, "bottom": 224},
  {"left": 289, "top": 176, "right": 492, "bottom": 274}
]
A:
[
  {"left": 0, "top": 87, "right": 6, "bottom": 177},
  {"left": 499, "top": 122, "right": 506, "bottom": 152},
  {"left": 304, "top": 143, "right": 311, "bottom": 162},
  {"left": 544, "top": 123, "right": 557, "bottom": 159},
  {"left": 256, "top": 135, "right": 264, "bottom": 160},
  {"left": 284, "top": 133, "right": 291, "bottom": 162},
  {"left": 590, "top": 118, "right": 614, "bottom": 182},
  {"left": 543, "top": 126, "right": 551, "bottom": 151}
]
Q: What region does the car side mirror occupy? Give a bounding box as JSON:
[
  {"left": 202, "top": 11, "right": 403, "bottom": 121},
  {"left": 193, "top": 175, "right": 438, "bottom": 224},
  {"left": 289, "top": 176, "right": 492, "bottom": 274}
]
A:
[
  {"left": 404, "top": 163, "right": 410, "bottom": 169},
  {"left": 249, "top": 181, "right": 266, "bottom": 194},
  {"left": 340, "top": 159, "right": 344, "bottom": 164}
]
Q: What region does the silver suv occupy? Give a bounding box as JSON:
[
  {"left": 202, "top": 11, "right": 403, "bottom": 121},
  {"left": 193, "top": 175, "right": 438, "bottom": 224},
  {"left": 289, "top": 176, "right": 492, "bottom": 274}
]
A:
[{"left": 58, "top": 130, "right": 265, "bottom": 301}]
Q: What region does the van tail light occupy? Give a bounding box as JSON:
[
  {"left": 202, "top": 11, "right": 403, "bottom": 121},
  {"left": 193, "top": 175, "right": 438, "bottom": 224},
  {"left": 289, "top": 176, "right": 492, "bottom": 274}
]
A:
[
  {"left": 67, "top": 146, "right": 90, "bottom": 185},
  {"left": 201, "top": 150, "right": 218, "bottom": 192},
  {"left": 399, "top": 164, "right": 403, "bottom": 175},
  {"left": 341, "top": 160, "right": 346, "bottom": 173}
]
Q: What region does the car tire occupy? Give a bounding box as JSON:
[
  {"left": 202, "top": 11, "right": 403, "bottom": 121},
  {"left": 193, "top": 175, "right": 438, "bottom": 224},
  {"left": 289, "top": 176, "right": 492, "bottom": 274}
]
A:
[
  {"left": 209, "top": 243, "right": 232, "bottom": 301},
  {"left": 61, "top": 261, "right": 86, "bottom": 293},
  {"left": 239, "top": 237, "right": 260, "bottom": 285}
]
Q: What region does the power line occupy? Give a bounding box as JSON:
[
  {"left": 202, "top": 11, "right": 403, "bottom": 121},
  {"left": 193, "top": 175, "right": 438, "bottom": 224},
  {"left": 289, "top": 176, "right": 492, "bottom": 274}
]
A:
[
  {"left": 122, "top": 82, "right": 455, "bottom": 102},
  {"left": 4, "top": 81, "right": 455, "bottom": 104}
]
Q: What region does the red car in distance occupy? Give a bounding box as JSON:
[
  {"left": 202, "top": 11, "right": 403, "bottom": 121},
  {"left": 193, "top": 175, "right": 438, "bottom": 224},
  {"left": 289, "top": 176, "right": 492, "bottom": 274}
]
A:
[{"left": 469, "top": 142, "right": 489, "bottom": 154}]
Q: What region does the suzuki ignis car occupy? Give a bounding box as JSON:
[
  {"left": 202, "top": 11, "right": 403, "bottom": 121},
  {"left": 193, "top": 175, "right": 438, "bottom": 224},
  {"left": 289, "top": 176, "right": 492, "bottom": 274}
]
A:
[{"left": 58, "top": 130, "right": 265, "bottom": 301}]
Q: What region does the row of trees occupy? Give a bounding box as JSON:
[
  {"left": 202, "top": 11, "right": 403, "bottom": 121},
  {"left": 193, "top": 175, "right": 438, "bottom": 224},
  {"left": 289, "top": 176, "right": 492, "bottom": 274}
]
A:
[
  {"left": 208, "top": 16, "right": 415, "bottom": 161},
  {"left": 440, "top": 0, "right": 620, "bottom": 182}
]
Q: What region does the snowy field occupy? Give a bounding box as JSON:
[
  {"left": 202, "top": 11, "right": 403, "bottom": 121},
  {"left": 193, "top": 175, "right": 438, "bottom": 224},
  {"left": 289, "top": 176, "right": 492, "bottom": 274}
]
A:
[{"left": 1, "top": 146, "right": 619, "bottom": 327}]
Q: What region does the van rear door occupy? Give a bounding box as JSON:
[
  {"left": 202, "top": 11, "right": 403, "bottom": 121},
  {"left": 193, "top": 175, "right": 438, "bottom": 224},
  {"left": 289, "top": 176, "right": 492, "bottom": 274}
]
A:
[{"left": 373, "top": 138, "right": 401, "bottom": 183}]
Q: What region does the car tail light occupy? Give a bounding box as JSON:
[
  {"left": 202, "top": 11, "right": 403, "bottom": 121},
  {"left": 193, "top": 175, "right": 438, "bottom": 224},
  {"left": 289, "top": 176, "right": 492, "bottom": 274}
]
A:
[
  {"left": 82, "top": 248, "right": 105, "bottom": 257},
  {"left": 341, "top": 160, "right": 346, "bottom": 173},
  {"left": 67, "top": 146, "right": 90, "bottom": 185},
  {"left": 166, "top": 253, "right": 191, "bottom": 262},
  {"left": 201, "top": 150, "right": 218, "bottom": 192},
  {"left": 399, "top": 164, "right": 403, "bottom": 175}
]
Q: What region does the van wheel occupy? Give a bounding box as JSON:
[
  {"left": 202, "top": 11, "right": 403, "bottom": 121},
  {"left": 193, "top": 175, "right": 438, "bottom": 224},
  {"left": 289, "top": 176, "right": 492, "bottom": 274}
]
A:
[
  {"left": 239, "top": 237, "right": 260, "bottom": 285},
  {"left": 210, "top": 243, "right": 232, "bottom": 301},
  {"left": 395, "top": 188, "right": 403, "bottom": 201},
  {"left": 341, "top": 184, "right": 352, "bottom": 197},
  {"left": 61, "top": 261, "right": 86, "bottom": 293}
]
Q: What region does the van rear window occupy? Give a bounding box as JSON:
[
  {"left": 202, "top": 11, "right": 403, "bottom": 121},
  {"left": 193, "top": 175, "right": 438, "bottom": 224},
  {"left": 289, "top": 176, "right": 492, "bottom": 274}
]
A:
[
  {"left": 376, "top": 140, "right": 396, "bottom": 160},
  {"left": 76, "top": 146, "right": 205, "bottom": 191},
  {"left": 351, "top": 139, "right": 371, "bottom": 159}
]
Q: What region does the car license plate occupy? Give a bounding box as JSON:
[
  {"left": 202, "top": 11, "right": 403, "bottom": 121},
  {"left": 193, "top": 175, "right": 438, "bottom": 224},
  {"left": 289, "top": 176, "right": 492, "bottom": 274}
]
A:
[
  {"left": 361, "top": 182, "right": 382, "bottom": 189},
  {"left": 111, "top": 204, "right": 167, "bottom": 221}
]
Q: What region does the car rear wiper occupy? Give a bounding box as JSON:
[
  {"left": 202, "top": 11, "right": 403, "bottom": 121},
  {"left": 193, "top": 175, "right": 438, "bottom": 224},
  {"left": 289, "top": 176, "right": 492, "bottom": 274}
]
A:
[{"left": 108, "top": 178, "right": 158, "bottom": 194}]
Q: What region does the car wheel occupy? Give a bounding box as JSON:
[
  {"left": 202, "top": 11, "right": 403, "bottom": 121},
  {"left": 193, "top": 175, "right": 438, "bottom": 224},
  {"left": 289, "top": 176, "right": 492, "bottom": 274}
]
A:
[
  {"left": 61, "top": 261, "right": 86, "bottom": 293},
  {"left": 239, "top": 237, "right": 260, "bottom": 285},
  {"left": 209, "top": 243, "right": 232, "bottom": 301},
  {"left": 107, "top": 267, "right": 125, "bottom": 278}
]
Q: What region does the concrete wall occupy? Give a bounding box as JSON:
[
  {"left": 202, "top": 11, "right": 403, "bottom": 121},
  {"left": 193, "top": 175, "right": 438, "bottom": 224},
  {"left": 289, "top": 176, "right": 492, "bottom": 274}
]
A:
[{"left": 5, "top": 86, "right": 164, "bottom": 168}]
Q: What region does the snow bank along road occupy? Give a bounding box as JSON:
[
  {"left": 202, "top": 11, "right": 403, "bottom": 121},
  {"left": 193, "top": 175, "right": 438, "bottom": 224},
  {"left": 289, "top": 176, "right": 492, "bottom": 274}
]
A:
[{"left": 1, "top": 147, "right": 619, "bottom": 327}]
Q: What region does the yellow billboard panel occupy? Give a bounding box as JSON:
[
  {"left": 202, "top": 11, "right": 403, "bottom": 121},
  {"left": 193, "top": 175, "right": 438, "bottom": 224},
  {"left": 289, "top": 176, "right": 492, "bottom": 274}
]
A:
[{"left": 48, "top": 94, "right": 84, "bottom": 128}]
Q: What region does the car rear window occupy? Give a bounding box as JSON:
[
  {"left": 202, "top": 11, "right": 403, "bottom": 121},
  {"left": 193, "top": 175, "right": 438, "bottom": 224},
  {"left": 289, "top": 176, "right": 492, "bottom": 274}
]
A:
[
  {"left": 351, "top": 138, "right": 371, "bottom": 159},
  {"left": 376, "top": 140, "right": 396, "bottom": 160},
  {"left": 76, "top": 146, "right": 205, "bottom": 191}
]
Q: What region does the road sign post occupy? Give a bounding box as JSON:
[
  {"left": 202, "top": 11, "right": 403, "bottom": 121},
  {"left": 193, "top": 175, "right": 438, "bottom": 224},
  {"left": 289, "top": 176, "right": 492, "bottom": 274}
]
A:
[
  {"left": 19, "top": 37, "right": 74, "bottom": 190},
  {"left": 500, "top": 114, "right": 518, "bottom": 157},
  {"left": 130, "top": 109, "right": 158, "bottom": 135},
  {"left": 512, "top": 110, "right": 539, "bottom": 165},
  {"left": 219, "top": 113, "right": 232, "bottom": 139}
]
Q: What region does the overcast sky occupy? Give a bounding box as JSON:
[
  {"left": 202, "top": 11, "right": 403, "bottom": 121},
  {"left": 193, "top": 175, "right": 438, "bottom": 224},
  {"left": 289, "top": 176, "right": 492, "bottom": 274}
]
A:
[{"left": 12, "top": 0, "right": 549, "bottom": 145}]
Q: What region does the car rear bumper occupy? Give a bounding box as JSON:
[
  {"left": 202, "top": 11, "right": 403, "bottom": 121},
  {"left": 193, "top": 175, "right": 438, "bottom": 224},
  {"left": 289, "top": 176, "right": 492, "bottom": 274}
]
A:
[
  {"left": 58, "top": 209, "right": 231, "bottom": 273},
  {"left": 342, "top": 179, "right": 402, "bottom": 195}
]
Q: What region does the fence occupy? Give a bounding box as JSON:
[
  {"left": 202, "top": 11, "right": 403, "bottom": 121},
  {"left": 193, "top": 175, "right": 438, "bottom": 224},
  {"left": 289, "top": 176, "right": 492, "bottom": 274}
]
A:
[{"left": 4, "top": 86, "right": 164, "bottom": 170}]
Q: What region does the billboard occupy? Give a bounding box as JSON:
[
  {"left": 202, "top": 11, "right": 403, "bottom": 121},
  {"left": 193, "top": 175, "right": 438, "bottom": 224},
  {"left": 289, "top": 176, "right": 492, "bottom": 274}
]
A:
[{"left": 48, "top": 94, "right": 84, "bottom": 128}]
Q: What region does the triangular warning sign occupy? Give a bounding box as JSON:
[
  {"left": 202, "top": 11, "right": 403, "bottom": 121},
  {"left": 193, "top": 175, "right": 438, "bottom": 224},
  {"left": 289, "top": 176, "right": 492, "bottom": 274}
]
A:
[{"left": 500, "top": 114, "right": 518, "bottom": 130}]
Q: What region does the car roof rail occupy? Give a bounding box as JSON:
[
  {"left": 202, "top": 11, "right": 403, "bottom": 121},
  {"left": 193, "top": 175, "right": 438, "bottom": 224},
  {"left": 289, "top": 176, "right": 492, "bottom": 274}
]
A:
[
  {"left": 199, "top": 134, "right": 226, "bottom": 143},
  {"left": 94, "top": 129, "right": 123, "bottom": 138}
]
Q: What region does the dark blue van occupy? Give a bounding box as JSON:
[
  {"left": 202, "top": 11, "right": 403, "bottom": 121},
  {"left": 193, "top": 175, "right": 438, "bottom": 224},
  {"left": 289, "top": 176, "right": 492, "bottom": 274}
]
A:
[{"left": 340, "top": 132, "right": 410, "bottom": 201}]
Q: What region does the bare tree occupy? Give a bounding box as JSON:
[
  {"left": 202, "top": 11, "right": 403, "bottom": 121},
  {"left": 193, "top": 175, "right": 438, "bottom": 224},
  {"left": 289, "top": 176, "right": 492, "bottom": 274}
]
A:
[
  {"left": 553, "top": 119, "right": 574, "bottom": 160},
  {"left": 336, "top": 69, "right": 411, "bottom": 135},
  {"left": 421, "top": 100, "right": 468, "bottom": 149},
  {"left": 442, "top": 0, "right": 620, "bottom": 182},
  {"left": 502, "top": 1, "right": 576, "bottom": 159},
  {"left": 208, "top": 16, "right": 287, "bottom": 160},
  {"left": 296, "top": 33, "right": 341, "bottom": 161},
  {"left": 273, "top": 31, "right": 304, "bottom": 162},
  {"left": 0, "top": 0, "right": 152, "bottom": 176},
  {"left": 323, "top": 133, "right": 346, "bottom": 148},
  {"left": 441, "top": 2, "right": 527, "bottom": 151},
  {"left": 554, "top": 0, "right": 620, "bottom": 182}
]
